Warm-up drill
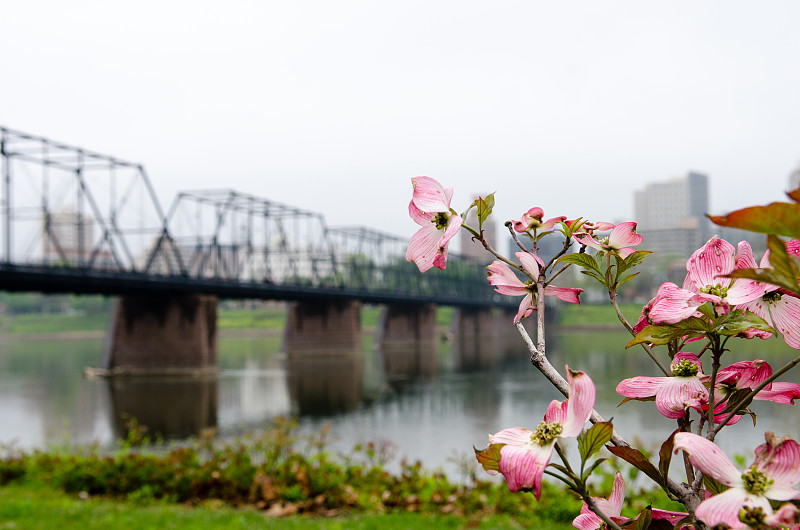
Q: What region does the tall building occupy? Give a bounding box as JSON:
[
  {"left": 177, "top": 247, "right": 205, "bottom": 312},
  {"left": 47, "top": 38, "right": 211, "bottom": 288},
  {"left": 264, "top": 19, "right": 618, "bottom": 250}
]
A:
[{"left": 634, "top": 172, "right": 711, "bottom": 257}]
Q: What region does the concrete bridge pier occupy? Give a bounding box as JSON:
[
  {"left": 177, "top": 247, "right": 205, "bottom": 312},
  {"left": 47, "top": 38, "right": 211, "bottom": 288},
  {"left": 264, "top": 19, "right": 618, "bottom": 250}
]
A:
[
  {"left": 284, "top": 299, "right": 363, "bottom": 414},
  {"left": 453, "top": 307, "right": 495, "bottom": 370},
  {"left": 377, "top": 303, "right": 437, "bottom": 381},
  {"left": 101, "top": 294, "right": 218, "bottom": 375}
]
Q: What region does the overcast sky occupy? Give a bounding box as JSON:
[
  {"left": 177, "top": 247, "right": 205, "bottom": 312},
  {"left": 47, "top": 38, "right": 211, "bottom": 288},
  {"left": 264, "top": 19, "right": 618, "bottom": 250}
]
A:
[{"left": 2, "top": 1, "right": 799, "bottom": 247}]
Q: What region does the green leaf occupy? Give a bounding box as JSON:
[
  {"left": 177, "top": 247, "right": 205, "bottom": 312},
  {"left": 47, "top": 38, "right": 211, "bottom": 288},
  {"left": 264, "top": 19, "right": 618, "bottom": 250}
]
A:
[
  {"left": 708, "top": 201, "right": 800, "bottom": 239},
  {"left": 627, "top": 325, "right": 689, "bottom": 347},
  {"left": 474, "top": 443, "right": 503, "bottom": 473},
  {"left": 606, "top": 446, "right": 663, "bottom": 486},
  {"left": 581, "top": 458, "right": 608, "bottom": 483},
  {"left": 578, "top": 422, "right": 614, "bottom": 462},
  {"left": 622, "top": 250, "right": 652, "bottom": 271},
  {"left": 557, "top": 252, "right": 603, "bottom": 274},
  {"left": 658, "top": 430, "right": 678, "bottom": 481},
  {"left": 703, "top": 473, "right": 729, "bottom": 495},
  {"left": 617, "top": 271, "right": 640, "bottom": 287},
  {"left": 635, "top": 506, "right": 652, "bottom": 530},
  {"left": 474, "top": 193, "right": 495, "bottom": 231},
  {"left": 579, "top": 269, "right": 609, "bottom": 286},
  {"left": 714, "top": 310, "right": 775, "bottom": 336}
]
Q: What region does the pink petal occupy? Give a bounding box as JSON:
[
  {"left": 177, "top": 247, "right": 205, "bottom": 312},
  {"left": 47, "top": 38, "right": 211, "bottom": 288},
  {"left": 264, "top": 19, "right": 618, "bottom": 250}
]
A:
[
  {"left": 487, "top": 261, "right": 528, "bottom": 294},
  {"left": 543, "top": 399, "right": 568, "bottom": 425},
  {"left": 655, "top": 376, "right": 708, "bottom": 419},
  {"left": 673, "top": 433, "right": 742, "bottom": 486},
  {"left": 544, "top": 286, "right": 583, "bottom": 305},
  {"left": 406, "top": 224, "right": 442, "bottom": 272},
  {"left": 696, "top": 487, "right": 763, "bottom": 529},
  {"left": 410, "top": 176, "right": 452, "bottom": 212},
  {"left": 608, "top": 471, "right": 625, "bottom": 514},
  {"left": 755, "top": 437, "right": 800, "bottom": 489},
  {"left": 514, "top": 294, "right": 534, "bottom": 324},
  {"left": 498, "top": 442, "right": 554, "bottom": 498},
  {"left": 490, "top": 427, "right": 533, "bottom": 446},
  {"left": 408, "top": 200, "right": 434, "bottom": 227},
  {"left": 717, "top": 360, "right": 772, "bottom": 390},
  {"left": 607, "top": 222, "right": 643, "bottom": 248},
  {"left": 572, "top": 512, "right": 602, "bottom": 530},
  {"left": 651, "top": 509, "right": 689, "bottom": 524},
  {"left": 734, "top": 240, "right": 758, "bottom": 270},
  {"left": 686, "top": 237, "right": 736, "bottom": 290},
  {"left": 573, "top": 233, "right": 603, "bottom": 252},
  {"left": 769, "top": 294, "right": 800, "bottom": 349},
  {"left": 616, "top": 376, "right": 671, "bottom": 399},
  {"left": 516, "top": 251, "right": 544, "bottom": 277},
  {"left": 754, "top": 381, "right": 800, "bottom": 404},
  {"left": 726, "top": 277, "right": 768, "bottom": 305},
  {"left": 540, "top": 216, "right": 567, "bottom": 230},
  {"left": 561, "top": 370, "right": 595, "bottom": 438}
]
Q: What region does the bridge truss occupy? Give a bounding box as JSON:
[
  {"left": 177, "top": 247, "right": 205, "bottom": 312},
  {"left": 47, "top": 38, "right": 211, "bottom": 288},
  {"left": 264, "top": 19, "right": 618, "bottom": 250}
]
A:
[{"left": 0, "top": 127, "right": 504, "bottom": 307}]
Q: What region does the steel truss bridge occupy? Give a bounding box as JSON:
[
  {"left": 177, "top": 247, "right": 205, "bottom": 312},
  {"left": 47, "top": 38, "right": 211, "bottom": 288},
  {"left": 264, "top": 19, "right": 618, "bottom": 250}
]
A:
[{"left": 0, "top": 127, "right": 507, "bottom": 308}]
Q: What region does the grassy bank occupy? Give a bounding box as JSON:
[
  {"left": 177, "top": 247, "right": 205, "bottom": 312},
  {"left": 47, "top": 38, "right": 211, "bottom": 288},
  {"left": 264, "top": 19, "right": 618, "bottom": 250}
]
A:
[
  {"left": 0, "top": 304, "right": 457, "bottom": 336},
  {"left": 0, "top": 420, "right": 583, "bottom": 529}
]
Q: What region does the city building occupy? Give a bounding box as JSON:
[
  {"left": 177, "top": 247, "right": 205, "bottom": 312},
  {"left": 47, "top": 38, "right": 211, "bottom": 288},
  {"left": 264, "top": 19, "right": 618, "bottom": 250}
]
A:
[{"left": 634, "top": 171, "right": 711, "bottom": 258}]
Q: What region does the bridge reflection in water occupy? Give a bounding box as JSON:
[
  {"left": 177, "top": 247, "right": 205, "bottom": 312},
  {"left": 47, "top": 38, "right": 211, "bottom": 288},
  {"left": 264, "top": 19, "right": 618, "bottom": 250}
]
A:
[{"left": 101, "top": 307, "right": 531, "bottom": 441}]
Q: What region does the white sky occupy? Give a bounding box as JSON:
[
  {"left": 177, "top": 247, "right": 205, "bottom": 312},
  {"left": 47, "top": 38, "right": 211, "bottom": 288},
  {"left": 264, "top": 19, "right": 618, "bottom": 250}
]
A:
[{"left": 2, "top": 1, "right": 799, "bottom": 245}]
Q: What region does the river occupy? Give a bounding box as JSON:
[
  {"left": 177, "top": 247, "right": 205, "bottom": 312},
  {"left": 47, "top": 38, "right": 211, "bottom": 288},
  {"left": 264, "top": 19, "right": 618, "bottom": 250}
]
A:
[{"left": 1, "top": 325, "right": 799, "bottom": 480}]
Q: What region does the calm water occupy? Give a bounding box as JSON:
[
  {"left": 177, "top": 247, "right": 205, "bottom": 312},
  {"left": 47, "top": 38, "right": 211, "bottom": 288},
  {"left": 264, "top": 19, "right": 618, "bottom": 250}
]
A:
[{"left": 1, "top": 326, "right": 799, "bottom": 479}]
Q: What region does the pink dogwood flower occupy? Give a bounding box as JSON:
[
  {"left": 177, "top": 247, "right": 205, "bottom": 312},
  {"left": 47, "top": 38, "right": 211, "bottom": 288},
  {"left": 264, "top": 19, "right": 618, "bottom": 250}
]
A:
[
  {"left": 406, "top": 176, "right": 463, "bottom": 272},
  {"left": 716, "top": 360, "right": 800, "bottom": 405},
  {"left": 478, "top": 369, "right": 595, "bottom": 499},
  {"left": 487, "top": 251, "right": 582, "bottom": 324},
  {"left": 648, "top": 238, "right": 768, "bottom": 324},
  {"left": 673, "top": 432, "right": 800, "bottom": 529},
  {"left": 616, "top": 352, "right": 709, "bottom": 419},
  {"left": 573, "top": 222, "right": 643, "bottom": 259},
  {"left": 738, "top": 239, "right": 800, "bottom": 349},
  {"left": 573, "top": 471, "right": 688, "bottom": 530},
  {"left": 512, "top": 207, "right": 566, "bottom": 233}
]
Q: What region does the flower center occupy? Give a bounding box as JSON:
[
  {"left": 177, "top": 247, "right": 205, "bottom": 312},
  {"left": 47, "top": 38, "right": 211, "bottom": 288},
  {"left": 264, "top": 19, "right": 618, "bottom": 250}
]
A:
[
  {"left": 763, "top": 291, "right": 783, "bottom": 303},
  {"left": 530, "top": 421, "right": 563, "bottom": 446},
  {"left": 432, "top": 212, "right": 449, "bottom": 230},
  {"left": 741, "top": 467, "right": 772, "bottom": 495},
  {"left": 671, "top": 359, "right": 699, "bottom": 377},
  {"left": 700, "top": 283, "right": 729, "bottom": 298},
  {"left": 738, "top": 506, "right": 766, "bottom": 527}
]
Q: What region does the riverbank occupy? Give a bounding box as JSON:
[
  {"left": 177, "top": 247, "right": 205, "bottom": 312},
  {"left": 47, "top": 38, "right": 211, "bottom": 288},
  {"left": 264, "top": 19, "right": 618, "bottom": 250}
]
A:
[
  {"left": 0, "top": 302, "right": 638, "bottom": 337},
  {"left": 0, "top": 420, "right": 586, "bottom": 529}
]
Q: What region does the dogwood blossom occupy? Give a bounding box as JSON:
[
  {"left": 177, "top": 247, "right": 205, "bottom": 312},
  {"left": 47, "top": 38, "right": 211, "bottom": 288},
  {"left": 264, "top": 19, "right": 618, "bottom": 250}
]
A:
[
  {"left": 648, "top": 238, "right": 767, "bottom": 324},
  {"left": 674, "top": 432, "right": 800, "bottom": 529},
  {"left": 572, "top": 472, "right": 687, "bottom": 530},
  {"left": 573, "top": 221, "right": 643, "bottom": 258},
  {"left": 477, "top": 369, "right": 595, "bottom": 499},
  {"left": 616, "top": 352, "right": 708, "bottom": 419},
  {"left": 738, "top": 239, "right": 800, "bottom": 349},
  {"left": 512, "top": 207, "right": 566, "bottom": 233},
  {"left": 405, "top": 176, "right": 463, "bottom": 272},
  {"left": 487, "top": 252, "right": 582, "bottom": 323}
]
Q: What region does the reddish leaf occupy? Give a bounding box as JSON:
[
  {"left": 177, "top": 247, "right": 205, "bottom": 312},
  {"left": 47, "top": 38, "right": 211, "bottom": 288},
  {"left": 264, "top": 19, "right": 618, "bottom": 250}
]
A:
[
  {"left": 708, "top": 202, "right": 800, "bottom": 239},
  {"left": 474, "top": 443, "right": 503, "bottom": 473},
  {"left": 606, "top": 446, "right": 663, "bottom": 486}
]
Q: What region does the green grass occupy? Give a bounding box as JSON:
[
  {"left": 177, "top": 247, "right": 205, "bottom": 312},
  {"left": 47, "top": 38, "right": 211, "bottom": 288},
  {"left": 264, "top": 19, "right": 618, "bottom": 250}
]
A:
[
  {"left": 0, "top": 481, "right": 574, "bottom": 530},
  {"left": 555, "top": 301, "right": 643, "bottom": 327}
]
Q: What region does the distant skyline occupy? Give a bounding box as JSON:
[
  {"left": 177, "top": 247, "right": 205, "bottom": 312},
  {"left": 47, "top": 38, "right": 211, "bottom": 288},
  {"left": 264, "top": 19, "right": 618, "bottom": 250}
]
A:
[{"left": 2, "top": 1, "right": 799, "bottom": 243}]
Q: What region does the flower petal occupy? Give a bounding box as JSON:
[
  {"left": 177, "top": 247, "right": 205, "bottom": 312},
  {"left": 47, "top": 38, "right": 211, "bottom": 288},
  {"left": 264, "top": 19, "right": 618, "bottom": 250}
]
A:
[
  {"left": 544, "top": 286, "right": 583, "bottom": 305},
  {"left": 516, "top": 251, "right": 544, "bottom": 277},
  {"left": 769, "top": 293, "right": 800, "bottom": 349},
  {"left": 561, "top": 370, "right": 595, "bottom": 438},
  {"left": 753, "top": 381, "right": 800, "bottom": 404},
  {"left": 498, "top": 442, "right": 554, "bottom": 498},
  {"left": 654, "top": 376, "right": 708, "bottom": 419},
  {"left": 673, "top": 433, "right": 742, "bottom": 486},
  {"left": 410, "top": 176, "right": 452, "bottom": 212},
  {"left": 755, "top": 436, "right": 800, "bottom": 489},
  {"left": 607, "top": 222, "right": 643, "bottom": 248},
  {"left": 616, "top": 377, "right": 668, "bottom": 399},
  {"left": 406, "top": 225, "right": 442, "bottom": 272},
  {"left": 695, "top": 487, "right": 763, "bottom": 529}
]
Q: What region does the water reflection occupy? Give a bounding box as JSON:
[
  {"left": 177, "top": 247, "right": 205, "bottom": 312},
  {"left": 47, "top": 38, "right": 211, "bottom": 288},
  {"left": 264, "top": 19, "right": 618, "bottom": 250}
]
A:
[
  {"left": 0, "top": 328, "right": 798, "bottom": 479},
  {"left": 107, "top": 376, "right": 217, "bottom": 440}
]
